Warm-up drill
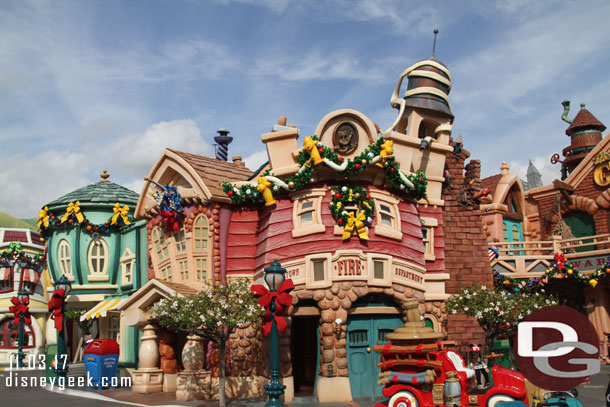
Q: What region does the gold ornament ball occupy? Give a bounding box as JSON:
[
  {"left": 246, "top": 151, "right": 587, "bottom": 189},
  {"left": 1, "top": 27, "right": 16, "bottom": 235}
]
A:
[
  {"left": 310, "top": 178, "right": 315, "bottom": 183},
  {"left": 362, "top": 159, "right": 367, "bottom": 166},
  {"left": 354, "top": 193, "right": 361, "bottom": 199},
  {"left": 384, "top": 161, "right": 389, "bottom": 167},
  {"left": 288, "top": 181, "right": 295, "bottom": 189}
]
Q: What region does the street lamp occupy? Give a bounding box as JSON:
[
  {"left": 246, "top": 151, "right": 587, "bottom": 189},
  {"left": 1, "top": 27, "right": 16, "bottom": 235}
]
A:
[
  {"left": 16, "top": 289, "right": 30, "bottom": 368},
  {"left": 53, "top": 275, "right": 72, "bottom": 378},
  {"left": 263, "top": 260, "right": 286, "bottom": 407}
]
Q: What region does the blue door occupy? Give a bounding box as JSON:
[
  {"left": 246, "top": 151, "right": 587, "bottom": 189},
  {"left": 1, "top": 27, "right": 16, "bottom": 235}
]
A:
[
  {"left": 503, "top": 218, "right": 523, "bottom": 255},
  {"left": 346, "top": 315, "right": 403, "bottom": 398}
]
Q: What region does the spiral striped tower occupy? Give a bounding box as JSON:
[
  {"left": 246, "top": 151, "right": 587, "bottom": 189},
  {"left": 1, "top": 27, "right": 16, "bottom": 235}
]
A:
[{"left": 214, "top": 128, "right": 233, "bottom": 161}]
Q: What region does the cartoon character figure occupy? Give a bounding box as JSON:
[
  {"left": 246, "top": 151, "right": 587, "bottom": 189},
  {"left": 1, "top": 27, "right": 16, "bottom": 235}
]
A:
[
  {"left": 145, "top": 178, "right": 183, "bottom": 232},
  {"left": 468, "top": 344, "right": 489, "bottom": 388}
]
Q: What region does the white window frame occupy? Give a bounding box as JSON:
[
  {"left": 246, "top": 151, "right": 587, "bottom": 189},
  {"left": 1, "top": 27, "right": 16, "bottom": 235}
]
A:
[
  {"left": 420, "top": 217, "right": 438, "bottom": 261},
  {"left": 291, "top": 189, "right": 326, "bottom": 238},
  {"left": 120, "top": 248, "right": 136, "bottom": 286},
  {"left": 87, "top": 239, "right": 109, "bottom": 281},
  {"left": 57, "top": 239, "right": 74, "bottom": 281},
  {"left": 107, "top": 315, "right": 120, "bottom": 343},
  {"left": 370, "top": 190, "right": 403, "bottom": 241}
]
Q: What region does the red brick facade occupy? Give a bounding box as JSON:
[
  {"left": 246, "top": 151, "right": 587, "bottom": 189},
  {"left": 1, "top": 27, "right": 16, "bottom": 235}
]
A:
[{"left": 442, "top": 144, "right": 493, "bottom": 353}]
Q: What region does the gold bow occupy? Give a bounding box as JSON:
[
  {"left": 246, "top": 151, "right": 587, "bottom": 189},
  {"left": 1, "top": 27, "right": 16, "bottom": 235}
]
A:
[
  {"left": 342, "top": 212, "right": 369, "bottom": 240},
  {"left": 37, "top": 206, "right": 50, "bottom": 229},
  {"left": 61, "top": 201, "right": 84, "bottom": 223},
  {"left": 377, "top": 140, "right": 394, "bottom": 168},
  {"left": 111, "top": 202, "right": 131, "bottom": 225}
]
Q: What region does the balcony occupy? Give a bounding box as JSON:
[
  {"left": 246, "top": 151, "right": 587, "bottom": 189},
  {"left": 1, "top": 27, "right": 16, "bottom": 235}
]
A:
[{"left": 491, "top": 234, "right": 610, "bottom": 277}]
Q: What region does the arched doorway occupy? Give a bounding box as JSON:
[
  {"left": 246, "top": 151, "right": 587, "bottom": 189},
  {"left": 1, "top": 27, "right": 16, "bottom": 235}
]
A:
[
  {"left": 346, "top": 294, "right": 402, "bottom": 399},
  {"left": 565, "top": 211, "right": 596, "bottom": 252}
]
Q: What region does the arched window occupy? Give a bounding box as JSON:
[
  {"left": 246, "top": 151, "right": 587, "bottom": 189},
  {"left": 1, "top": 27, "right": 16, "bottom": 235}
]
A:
[
  {"left": 193, "top": 215, "right": 209, "bottom": 251},
  {"left": 193, "top": 214, "right": 210, "bottom": 281},
  {"left": 57, "top": 239, "right": 73, "bottom": 277},
  {"left": 151, "top": 227, "right": 169, "bottom": 262},
  {"left": 87, "top": 239, "right": 109, "bottom": 276},
  {"left": 0, "top": 319, "right": 35, "bottom": 349}
]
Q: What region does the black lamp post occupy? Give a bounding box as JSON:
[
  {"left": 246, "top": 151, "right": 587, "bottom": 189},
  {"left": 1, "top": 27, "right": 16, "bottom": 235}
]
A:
[
  {"left": 53, "top": 275, "right": 72, "bottom": 378},
  {"left": 263, "top": 260, "right": 286, "bottom": 407},
  {"left": 16, "top": 289, "right": 30, "bottom": 368}
]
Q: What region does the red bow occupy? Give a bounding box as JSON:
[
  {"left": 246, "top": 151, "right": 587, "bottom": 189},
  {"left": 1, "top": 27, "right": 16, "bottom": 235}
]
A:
[
  {"left": 251, "top": 279, "right": 294, "bottom": 336},
  {"left": 9, "top": 297, "right": 31, "bottom": 326},
  {"left": 160, "top": 210, "right": 180, "bottom": 233},
  {"left": 48, "top": 288, "right": 65, "bottom": 331}
]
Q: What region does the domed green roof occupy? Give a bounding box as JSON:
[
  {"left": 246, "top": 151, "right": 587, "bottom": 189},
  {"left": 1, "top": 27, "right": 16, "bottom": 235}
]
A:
[{"left": 45, "top": 180, "right": 139, "bottom": 210}]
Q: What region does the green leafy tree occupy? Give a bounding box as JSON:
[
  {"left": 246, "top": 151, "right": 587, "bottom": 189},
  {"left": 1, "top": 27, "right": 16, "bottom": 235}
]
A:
[
  {"left": 64, "top": 308, "right": 94, "bottom": 334},
  {"left": 446, "top": 285, "right": 558, "bottom": 351},
  {"left": 152, "top": 278, "right": 263, "bottom": 407}
]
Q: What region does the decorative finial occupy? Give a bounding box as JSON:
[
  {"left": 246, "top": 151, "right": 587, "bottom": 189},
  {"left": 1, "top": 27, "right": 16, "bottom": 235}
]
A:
[
  {"left": 432, "top": 29, "right": 439, "bottom": 57},
  {"left": 100, "top": 170, "right": 110, "bottom": 182},
  {"left": 580, "top": 103, "right": 586, "bottom": 110}
]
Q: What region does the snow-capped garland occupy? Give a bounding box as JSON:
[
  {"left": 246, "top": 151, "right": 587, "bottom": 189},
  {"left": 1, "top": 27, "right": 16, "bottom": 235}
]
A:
[{"left": 222, "top": 135, "right": 428, "bottom": 205}]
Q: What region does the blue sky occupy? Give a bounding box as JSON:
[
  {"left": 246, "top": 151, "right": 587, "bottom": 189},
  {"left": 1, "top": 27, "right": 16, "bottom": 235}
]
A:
[{"left": 2, "top": 0, "right": 610, "bottom": 218}]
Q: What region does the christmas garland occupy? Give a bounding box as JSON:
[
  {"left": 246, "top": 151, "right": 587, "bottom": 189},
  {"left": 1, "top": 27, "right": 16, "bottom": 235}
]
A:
[
  {"left": 494, "top": 252, "right": 610, "bottom": 292},
  {"left": 0, "top": 242, "right": 45, "bottom": 269},
  {"left": 222, "top": 135, "right": 428, "bottom": 205},
  {"left": 37, "top": 201, "right": 132, "bottom": 239}
]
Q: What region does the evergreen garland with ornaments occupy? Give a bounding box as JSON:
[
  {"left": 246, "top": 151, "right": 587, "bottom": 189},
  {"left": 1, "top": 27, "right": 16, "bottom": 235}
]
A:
[
  {"left": 37, "top": 201, "right": 132, "bottom": 239},
  {"left": 493, "top": 252, "right": 610, "bottom": 292},
  {"left": 222, "top": 135, "right": 428, "bottom": 205},
  {"left": 329, "top": 186, "right": 375, "bottom": 227}
]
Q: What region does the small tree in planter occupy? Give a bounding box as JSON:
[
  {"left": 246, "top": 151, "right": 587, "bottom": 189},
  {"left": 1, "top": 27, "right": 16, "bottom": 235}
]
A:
[
  {"left": 446, "top": 285, "right": 558, "bottom": 353},
  {"left": 152, "top": 278, "right": 263, "bottom": 407}
]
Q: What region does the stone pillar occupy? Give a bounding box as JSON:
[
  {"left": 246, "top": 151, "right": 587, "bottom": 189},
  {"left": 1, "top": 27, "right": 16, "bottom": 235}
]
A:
[
  {"left": 132, "top": 324, "right": 163, "bottom": 394},
  {"left": 177, "top": 335, "right": 206, "bottom": 401}
]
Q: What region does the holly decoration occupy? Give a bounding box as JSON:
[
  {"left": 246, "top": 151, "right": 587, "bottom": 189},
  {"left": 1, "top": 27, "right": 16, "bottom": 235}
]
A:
[
  {"left": 38, "top": 202, "right": 132, "bottom": 238},
  {"left": 223, "top": 135, "right": 428, "bottom": 204},
  {"left": 0, "top": 242, "right": 45, "bottom": 269},
  {"left": 329, "top": 186, "right": 375, "bottom": 231},
  {"left": 494, "top": 252, "right": 609, "bottom": 292}
]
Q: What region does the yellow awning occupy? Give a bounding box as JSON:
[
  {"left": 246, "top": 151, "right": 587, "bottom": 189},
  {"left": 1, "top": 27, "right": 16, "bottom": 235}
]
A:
[{"left": 80, "top": 298, "right": 125, "bottom": 321}]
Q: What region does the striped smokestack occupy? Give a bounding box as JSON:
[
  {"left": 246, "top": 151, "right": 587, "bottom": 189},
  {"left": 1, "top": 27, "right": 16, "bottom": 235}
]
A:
[{"left": 214, "top": 128, "right": 233, "bottom": 161}]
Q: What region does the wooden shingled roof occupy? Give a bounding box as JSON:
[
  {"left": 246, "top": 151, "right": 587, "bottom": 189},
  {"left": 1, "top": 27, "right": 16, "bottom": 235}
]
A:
[
  {"left": 566, "top": 108, "right": 606, "bottom": 135},
  {"left": 153, "top": 278, "right": 200, "bottom": 296},
  {"left": 168, "top": 149, "right": 253, "bottom": 200},
  {"left": 480, "top": 173, "right": 502, "bottom": 193}
]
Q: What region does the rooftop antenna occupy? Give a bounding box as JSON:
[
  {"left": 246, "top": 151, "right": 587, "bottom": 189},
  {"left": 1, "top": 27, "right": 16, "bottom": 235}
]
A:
[{"left": 432, "top": 29, "right": 439, "bottom": 57}]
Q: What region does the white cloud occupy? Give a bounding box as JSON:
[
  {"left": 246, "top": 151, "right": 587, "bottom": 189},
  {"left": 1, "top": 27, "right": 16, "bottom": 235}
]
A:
[
  {"left": 0, "top": 150, "right": 89, "bottom": 218},
  {"left": 243, "top": 150, "right": 269, "bottom": 172},
  {"left": 108, "top": 119, "right": 211, "bottom": 179}
]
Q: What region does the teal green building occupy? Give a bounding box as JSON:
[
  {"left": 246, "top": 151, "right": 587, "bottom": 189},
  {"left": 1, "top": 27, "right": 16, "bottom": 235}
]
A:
[{"left": 42, "top": 172, "right": 148, "bottom": 367}]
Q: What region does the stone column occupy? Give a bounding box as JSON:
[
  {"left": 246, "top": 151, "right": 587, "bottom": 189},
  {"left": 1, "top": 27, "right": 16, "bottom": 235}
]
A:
[{"left": 132, "top": 324, "right": 163, "bottom": 394}]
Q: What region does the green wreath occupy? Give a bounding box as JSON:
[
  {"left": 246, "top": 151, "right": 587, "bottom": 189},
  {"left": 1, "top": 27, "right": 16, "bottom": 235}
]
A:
[{"left": 329, "top": 186, "right": 375, "bottom": 227}]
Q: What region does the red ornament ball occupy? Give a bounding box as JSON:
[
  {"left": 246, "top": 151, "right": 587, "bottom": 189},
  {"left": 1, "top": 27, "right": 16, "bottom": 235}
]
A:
[
  {"left": 366, "top": 194, "right": 371, "bottom": 200},
  {"left": 227, "top": 191, "right": 234, "bottom": 197},
  {"left": 390, "top": 168, "right": 395, "bottom": 173},
  {"left": 354, "top": 163, "right": 361, "bottom": 170},
  {"left": 335, "top": 193, "right": 342, "bottom": 199},
  {"left": 318, "top": 148, "right": 325, "bottom": 154},
  {"left": 338, "top": 219, "right": 343, "bottom": 225},
  {"left": 68, "top": 219, "right": 73, "bottom": 224},
  {"left": 418, "top": 177, "right": 423, "bottom": 181},
  {"left": 338, "top": 157, "right": 343, "bottom": 162}
]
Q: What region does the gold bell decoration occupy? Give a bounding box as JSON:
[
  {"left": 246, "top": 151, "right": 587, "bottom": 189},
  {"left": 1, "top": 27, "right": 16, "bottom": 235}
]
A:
[
  {"left": 111, "top": 202, "right": 131, "bottom": 225},
  {"left": 61, "top": 201, "right": 85, "bottom": 223},
  {"left": 376, "top": 139, "right": 394, "bottom": 168},
  {"left": 302, "top": 136, "right": 324, "bottom": 165},
  {"left": 37, "top": 206, "right": 50, "bottom": 229},
  {"left": 257, "top": 176, "right": 276, "bottom": 207},
  {"left": 342, "top": 212, "right": 369, "bottom": 240}
]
